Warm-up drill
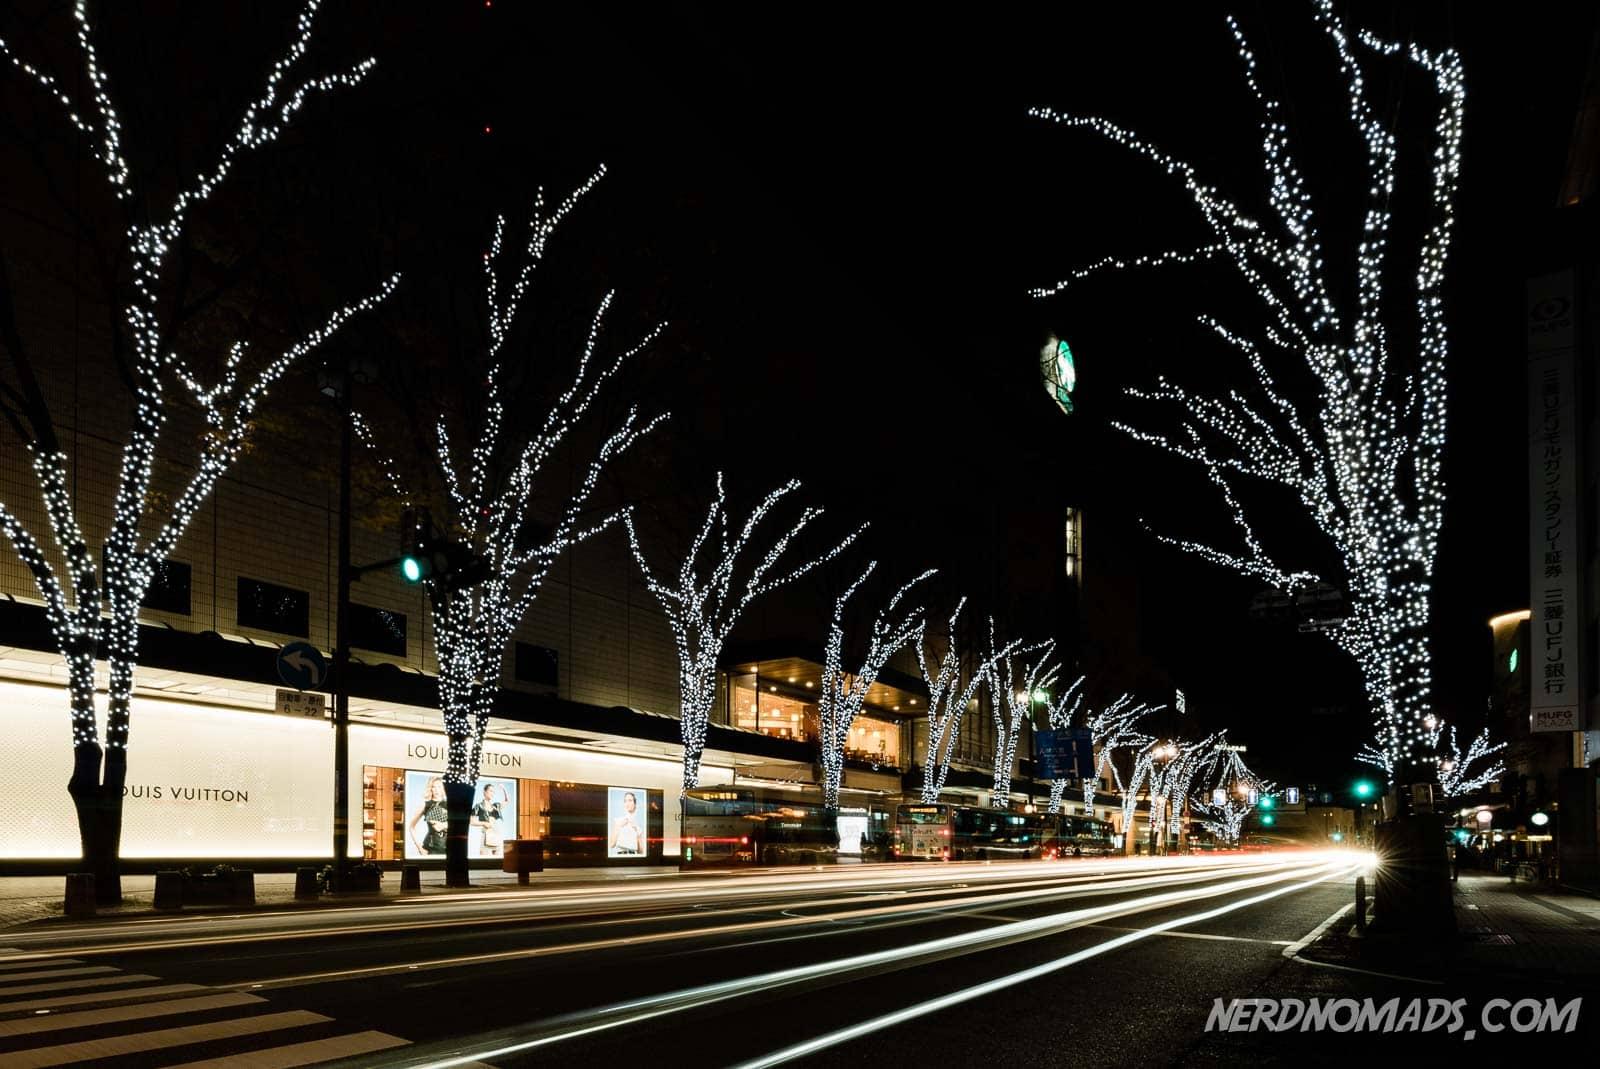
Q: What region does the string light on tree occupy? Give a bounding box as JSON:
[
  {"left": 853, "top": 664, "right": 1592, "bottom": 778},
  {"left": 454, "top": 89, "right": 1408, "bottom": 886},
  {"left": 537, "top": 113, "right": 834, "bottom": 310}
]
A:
[
  {"left": 359, "top": 169, "right": 666, "bottom": 885},
  {"left": 1144, "top": 734, "right": 1223, "bottom": 852},
  {"left": 817, "top": 565, "right": 935, "bottom": 809},
  {"left": 988, "top": 633, "right": 1057, "bottom": 801},
  {"left": 1031, "top": 0, "right": 1466, "bottom": 780},
  {"left": 626, "top": 476, "right": 863, "bottom": 789},
  {"left": 914, "top": 606, "right": 1025, "bottom": 804},
  {"left": 1357, "top": 715, "right": 1503, "bottom": 797},
  {"left": 0, "top": 0, "right": 395, "bottom": 902},
  {"left": 1041, "top": 680, "right": 1157, "bottom": 816},
  {"left": 1191, "top": 747, "right": 1273, "bottom": 844}
]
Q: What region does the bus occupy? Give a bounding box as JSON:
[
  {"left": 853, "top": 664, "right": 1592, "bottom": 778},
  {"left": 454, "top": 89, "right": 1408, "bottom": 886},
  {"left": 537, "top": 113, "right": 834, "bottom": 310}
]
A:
[
  {"left": 681, "top": 786, "right": 892, "bottom": 868},
  {"left": 1056, "top": 814, "right": 1115, "bottom": 857},
  {"left": 893, "top": 803, "right": 1055, "bottom": 861},
  {"left": 894, "top": 804, "right": 1114, "bottom": 860}
]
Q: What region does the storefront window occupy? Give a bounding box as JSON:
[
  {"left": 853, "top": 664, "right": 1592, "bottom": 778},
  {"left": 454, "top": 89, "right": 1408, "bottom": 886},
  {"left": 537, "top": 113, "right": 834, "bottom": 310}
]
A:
[
  {"left": 730, "top": 675, "right": 815, "bottom": 742},
  {"left": 843, "top": 713, "right": 901, "bottom": 767},
  {"left": 361, "top": 765, "right": 663, "bottom": 865}
]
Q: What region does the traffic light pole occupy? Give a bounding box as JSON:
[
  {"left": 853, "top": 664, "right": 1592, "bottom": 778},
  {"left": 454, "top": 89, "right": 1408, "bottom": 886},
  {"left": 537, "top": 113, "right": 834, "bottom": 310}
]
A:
[{"left": 332, "top": 363, "right": 352, "bottom": 890}]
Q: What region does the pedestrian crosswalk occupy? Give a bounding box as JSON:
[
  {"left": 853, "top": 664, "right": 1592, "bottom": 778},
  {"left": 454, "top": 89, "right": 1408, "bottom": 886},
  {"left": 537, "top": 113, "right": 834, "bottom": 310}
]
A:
[{"left": 0, "top": 950, "right": 413, "bottom": 1068}]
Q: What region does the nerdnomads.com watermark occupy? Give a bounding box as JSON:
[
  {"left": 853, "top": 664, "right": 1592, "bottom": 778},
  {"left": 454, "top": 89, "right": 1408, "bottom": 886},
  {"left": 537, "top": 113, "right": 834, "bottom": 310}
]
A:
[{"left": 1207, "top": 998, "right": 1581, "bottom": 1041}]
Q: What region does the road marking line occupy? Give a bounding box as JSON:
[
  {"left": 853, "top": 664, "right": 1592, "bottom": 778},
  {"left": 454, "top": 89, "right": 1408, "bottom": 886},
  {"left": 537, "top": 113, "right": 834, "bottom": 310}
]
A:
[
  {"left": 385, "top": 860, "right": 1350, "bottom": 1069},
  {"left": 1281, "top": 902, "right": 1441, "bottom": 985},
  {"left": 0, "top": 974, "right": 161, "bottom": 997},
  {"left": 1088, "top": 924, "right": 1291, "bottom": 945},
  {"left": 0, "top": 982, "right": 205, "bottom": 1014},
  {"left": 0, "top": 959, "right": 81, "bottom": 972},
  {"left": 0, "top": 1009, "right": 329, "bottom": 1069},
  {"left": 728, "top": 863, "right": 1362, "bottom": 1069},
  {"left": 0, "top": 965, "right": 119, "bottom": 986},
  {"left": 161, "top": 1029, "right": 411, "bottom": 1068},
  {"left": 0, "top": 991, "right": 263, "bottom": 1037}
]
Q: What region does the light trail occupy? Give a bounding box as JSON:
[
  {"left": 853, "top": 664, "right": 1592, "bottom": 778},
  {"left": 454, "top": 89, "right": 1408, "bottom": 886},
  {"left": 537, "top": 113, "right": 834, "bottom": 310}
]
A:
[
  {"left": 381, "top": 854, "right": 1351, "bottom": 1069},
  {"left": 230, "top": 855, "right": 1300, "bottom": 989},
  {"left": 731, "top": 860, "right": 1363, "bottom": 1068},
  {"left": 0, "top": 854, "right": 1309, "bottom": 962}
]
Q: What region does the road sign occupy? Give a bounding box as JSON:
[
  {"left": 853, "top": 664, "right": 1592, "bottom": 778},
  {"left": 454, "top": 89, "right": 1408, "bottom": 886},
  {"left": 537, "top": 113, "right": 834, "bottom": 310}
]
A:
[
  {"left": 1035, "top": 728, "right": 1096, "bottom": 781},
  {"left": 1284, "top": 787, "right": 1300, "bottom": 805},
  {"left": 275, "top": 688, "right": 326, "bottom": 718},
  {"left": 276, "top": 641, "right": 328, "bottom": 690}
]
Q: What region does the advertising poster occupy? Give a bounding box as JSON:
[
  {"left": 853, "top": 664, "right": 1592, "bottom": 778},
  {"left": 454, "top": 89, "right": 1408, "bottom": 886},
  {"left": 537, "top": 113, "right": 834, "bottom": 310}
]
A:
[
  {"left": 607, "top": 786, "right": 647, "bottom": 857},
  {"left": 404, "top": 771, "right": 518, "bottom": 860}
]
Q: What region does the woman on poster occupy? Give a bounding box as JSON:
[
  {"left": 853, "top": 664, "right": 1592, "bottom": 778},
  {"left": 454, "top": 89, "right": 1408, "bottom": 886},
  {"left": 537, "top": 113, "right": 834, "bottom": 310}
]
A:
[
  {"left": 472, "top": 782, "right": 507, "bottom": 857},
  {"left": 409, "top": 776, "right": 449, "bottom": 856}
]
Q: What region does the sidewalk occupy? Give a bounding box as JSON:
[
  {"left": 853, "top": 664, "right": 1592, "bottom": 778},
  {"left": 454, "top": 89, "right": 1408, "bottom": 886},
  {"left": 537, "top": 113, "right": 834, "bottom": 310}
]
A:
[
  {"left": 0, "top": 865, "right": 688, "bottom": 930},
  {"left": 1301, "top": 871, "right": 1600, "bottom": 986}
]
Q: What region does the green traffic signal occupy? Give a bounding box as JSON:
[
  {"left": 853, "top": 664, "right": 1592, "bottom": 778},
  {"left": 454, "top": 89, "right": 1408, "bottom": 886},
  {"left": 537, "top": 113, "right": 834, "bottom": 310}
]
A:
[
  {"left": 400, "top": 555, "right": 424, "bottom": 583},
  {"left": 1259, "top": 795, "right": 1275, "bottom": 810},
  {"left": 1354, "top": 780, "right": 1376, "bottom": 799},
  {"left": 1260, "top": 813, "right": 1276, "bottom": 826}
]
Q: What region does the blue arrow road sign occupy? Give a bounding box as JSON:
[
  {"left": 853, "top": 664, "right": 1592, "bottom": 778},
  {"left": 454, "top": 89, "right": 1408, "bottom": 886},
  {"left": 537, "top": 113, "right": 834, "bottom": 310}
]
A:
[{"left": 276, "top": 641, "right": 328, "bottom": 690}]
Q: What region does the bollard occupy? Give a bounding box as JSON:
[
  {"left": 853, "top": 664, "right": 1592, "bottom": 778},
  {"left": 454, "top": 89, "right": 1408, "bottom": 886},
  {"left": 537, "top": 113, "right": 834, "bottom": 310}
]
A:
[
  {"left": 153, "top": 871, "right": 185, "bottom": 911},
  {"left": 294, "top": 867, "right": 320, "bottom": 899},
  {"left": 64, "top": 873, "right": 96, "bottom": 918},
  {"left": 401, "top": 864, "right": 421, "bottom": 892},
  {"left": 1354, "top": 874, "right": 1367, "bottom": 932}
]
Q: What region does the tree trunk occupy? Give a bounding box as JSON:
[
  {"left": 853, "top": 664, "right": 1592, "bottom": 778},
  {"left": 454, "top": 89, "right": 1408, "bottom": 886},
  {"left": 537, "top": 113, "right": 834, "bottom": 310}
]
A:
[
  {"left": 1047, "top": 779, "right": 1066, "bottom": 814},
  {"left": 63, "top": 661, "right": 127, "bottom": 906},
  {"left": 680, "top": 686, "right": 712, "bottom": 790},
  {"left": 444, "top": 781, "right": 474, "bottom": 887},
  {"left": 822, "top": 761, "right": 843, "bottom": 811}
]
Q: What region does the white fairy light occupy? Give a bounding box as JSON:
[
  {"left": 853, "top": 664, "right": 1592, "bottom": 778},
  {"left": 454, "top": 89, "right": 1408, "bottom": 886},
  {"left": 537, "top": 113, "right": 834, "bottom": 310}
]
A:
[
  {"left": 1436, "top": 725, "right": 1505, "bottom": 797},
  {"left": 625, "top": 475, "right": 864, "bottom": 789},
  {"left": 1031, "top": 0, "right": 1466, "bottom": 779},
  {"left": 1143, "top": 734, "right": 1223, "bottom": 851},
  {"left": 360, "top": 170, "right": 666, "bottom": 796},
  {"left": 0, "top": 0, "right": 394, "bottom": 891},
  {"left": 914, "top": 607, "right": 1026, "bottom": 804},
  {"left": 816, "top": 566, "right": 935, "bottom": 809},
  {"left": 1041, "top": 684, "right": 1159, "bottom": 817},
  {"left": 988, "top": 633, "right": 1057, "bottom": 801},
  {"left": 1191, "top": 748, "right": 1272, "bottom": 844},
  {"left": 1357, "top": 715, "right": 1503, "bottom": 797}
]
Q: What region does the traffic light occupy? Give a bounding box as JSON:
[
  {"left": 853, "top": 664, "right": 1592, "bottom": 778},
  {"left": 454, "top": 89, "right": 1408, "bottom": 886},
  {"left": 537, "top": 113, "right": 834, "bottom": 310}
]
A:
[
  {"left": 398, "top": 507, "right": 490, "bottom": 590},
  {"left": 1260, "top": 813, "right": 1276, "bottom": 826},
  {"left": 1259, "top": 795, "right": 1276, "bottom": 810},
  {"left": 1353, "top": 779, "right": 1376, "bottom": 800}
]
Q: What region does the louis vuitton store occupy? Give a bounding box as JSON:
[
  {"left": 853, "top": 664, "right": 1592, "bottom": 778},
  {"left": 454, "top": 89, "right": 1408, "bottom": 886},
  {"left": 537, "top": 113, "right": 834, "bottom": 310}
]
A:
[{"left": 0, "top": 676, "right": 733, "bottom": 867}]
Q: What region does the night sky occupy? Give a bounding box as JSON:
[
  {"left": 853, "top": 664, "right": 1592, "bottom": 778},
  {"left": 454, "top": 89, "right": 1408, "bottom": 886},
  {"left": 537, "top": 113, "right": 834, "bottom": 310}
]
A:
[{"left": 5, "top": 2, "right": 1596, "bottom": 787}]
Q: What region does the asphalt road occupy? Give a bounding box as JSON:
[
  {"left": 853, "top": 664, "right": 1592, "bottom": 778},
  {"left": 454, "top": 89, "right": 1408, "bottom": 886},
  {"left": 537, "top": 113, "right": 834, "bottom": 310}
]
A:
[{"left": 2, "top": 852, "right": 1588, "bottom": 1067}]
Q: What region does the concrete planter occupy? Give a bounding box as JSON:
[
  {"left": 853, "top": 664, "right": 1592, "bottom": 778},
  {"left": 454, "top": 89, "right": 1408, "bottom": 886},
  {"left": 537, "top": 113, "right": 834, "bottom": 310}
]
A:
[{"left": 155, "top": 869, "right": 255, "bottom": 909}]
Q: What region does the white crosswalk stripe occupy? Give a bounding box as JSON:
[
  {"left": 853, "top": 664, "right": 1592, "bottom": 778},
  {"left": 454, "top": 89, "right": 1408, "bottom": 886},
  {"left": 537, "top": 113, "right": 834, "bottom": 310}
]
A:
[{"left": 0, "top": 948, "right": 417, "bottom": 1068}]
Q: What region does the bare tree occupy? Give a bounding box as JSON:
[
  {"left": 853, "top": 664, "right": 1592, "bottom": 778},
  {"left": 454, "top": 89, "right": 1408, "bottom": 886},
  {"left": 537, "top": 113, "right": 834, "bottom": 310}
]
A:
[
  {"left": 1145, "top": 734, "right": 1222, "bottom": 854},
  {"left": 362, "top": 168, "right": 665, "bottom": 885},
  {"left": 1358, "top": 715, "right": 1505, "bottom": 798},
  {"left": 817, "top": 564, "right": 934, "bottom": 809},
  {"left": 0, "top": 0, "right": 397, "bottom": 901},
  {"left": 1032, "top": 0, "right": 1466, "bottom": 780},
  {"left": 915, "top": 605, "right": 1023, "bottom": 804},
  {"left": 1192, "top": 749, "right": 1272, "bottom": 845},
  {"left": 625, "top": 475, "right": 863, "bottom": 789},
  {"left": 1049, "top": 687, "right": 1158, "bottom": 817},
  {"left": 987, "top": 633, "right": 1055, "bottom": 801}
]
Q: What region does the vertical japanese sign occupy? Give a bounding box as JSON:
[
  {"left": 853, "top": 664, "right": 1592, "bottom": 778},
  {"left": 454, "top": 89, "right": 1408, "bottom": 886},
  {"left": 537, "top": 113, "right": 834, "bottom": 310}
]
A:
[{"left": 1527, "top": 272, "right": 1582, "bottom": 733}]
